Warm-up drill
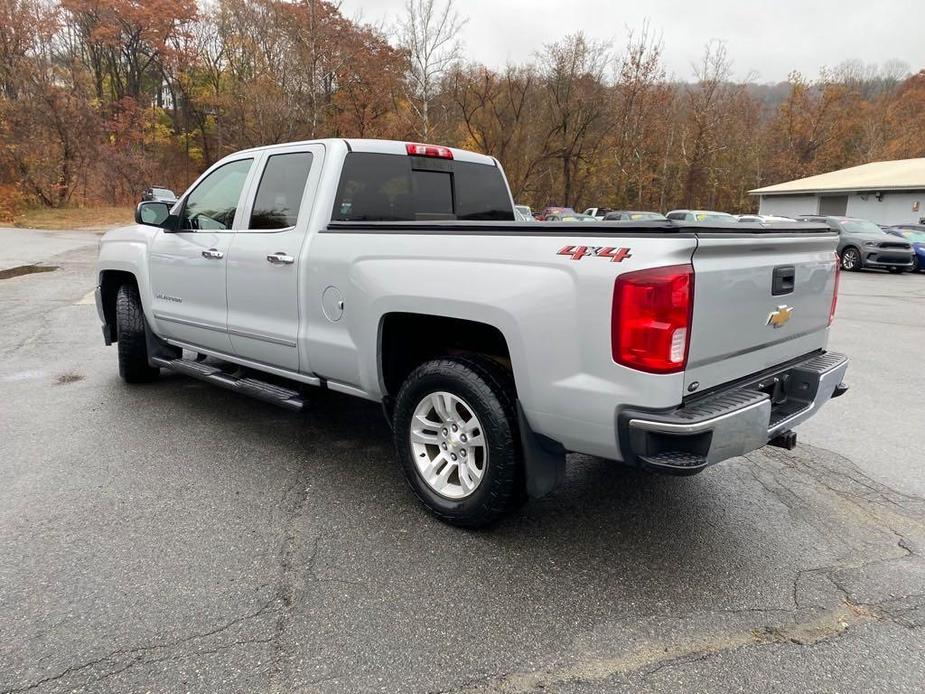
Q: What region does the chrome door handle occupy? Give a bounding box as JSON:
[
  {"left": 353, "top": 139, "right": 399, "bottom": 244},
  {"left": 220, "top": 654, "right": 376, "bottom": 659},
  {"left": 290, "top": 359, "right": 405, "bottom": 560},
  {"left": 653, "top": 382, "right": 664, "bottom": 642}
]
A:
[
  {"left": 266, "top": 252, "right": 294, "bottom": 265},
  {"left": 201, "top": 248, "right": 224, "bottom": 259}
]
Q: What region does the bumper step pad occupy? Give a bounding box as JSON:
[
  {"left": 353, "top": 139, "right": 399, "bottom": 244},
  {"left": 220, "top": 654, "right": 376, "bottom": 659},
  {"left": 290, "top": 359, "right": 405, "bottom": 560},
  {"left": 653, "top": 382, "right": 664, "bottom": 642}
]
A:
[
  {"left": 151, "top": 357, "right": 305, "bottom": 411},
  {"left": 637, "top": 450, "right": 708, "bottom": 471}
]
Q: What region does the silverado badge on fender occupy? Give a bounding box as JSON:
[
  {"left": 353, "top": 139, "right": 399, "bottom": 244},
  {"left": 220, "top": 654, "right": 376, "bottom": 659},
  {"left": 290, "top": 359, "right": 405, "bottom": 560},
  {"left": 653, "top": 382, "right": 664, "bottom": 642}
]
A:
[
  {"left": 557, "top": 245, "right": 632, "bottom": 262},
  {"left": 766, "top": 305, "right": 794, "bottom": 328}
]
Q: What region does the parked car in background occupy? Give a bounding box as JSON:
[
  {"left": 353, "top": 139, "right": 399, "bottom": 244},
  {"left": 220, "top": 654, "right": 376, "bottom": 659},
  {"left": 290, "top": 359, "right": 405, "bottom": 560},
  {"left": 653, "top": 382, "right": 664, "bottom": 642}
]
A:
[
  {"left": 603, "top": 211, "right": 668, "bottom": 222},
  {"left": 884, "top": 224, "right": 925, "bottom": 272},
  {"left": 546, "top": 212, "right": 599, "bottom": 222},
  {"left": 141, "top": 186, "right": 178, "bottom": 203},
  {"left": 514, "top": 205, "right": 535, "bottom": 222},
  {"left": 666, "top": 209, "right": 737, "bottom": 223},
  {"left": 539, "top": 206, "right": 575, "bottom": 220},
  {"left": 798, "top": 216, "right": 915, "bottom": 273},
  {"left": 583, "top": 207, "right": 614, "bottom": 219},
  {"left": 737, "top": 214, "right": 796, "bottom": 223}
]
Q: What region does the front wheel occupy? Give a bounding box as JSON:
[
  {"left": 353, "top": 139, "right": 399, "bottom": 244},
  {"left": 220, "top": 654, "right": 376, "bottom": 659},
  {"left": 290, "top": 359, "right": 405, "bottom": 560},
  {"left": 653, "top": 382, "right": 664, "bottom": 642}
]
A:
[
  {"left": 116, "top": 284, "right": 160, "bottom": 383},
  {"left": 840, "top": 247, "right": 861, "bottom": 272},
  {"left": 392, "top": 356, "right": 521, "bottom": 528}
]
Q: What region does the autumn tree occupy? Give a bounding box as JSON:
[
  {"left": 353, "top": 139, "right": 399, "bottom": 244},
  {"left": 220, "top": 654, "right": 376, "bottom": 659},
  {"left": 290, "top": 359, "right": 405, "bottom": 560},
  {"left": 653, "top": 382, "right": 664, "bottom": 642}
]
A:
[
  {"left": 879, "top": 70, "right": 925, "bottom": 160},
  {"left": 449, "top": 64, "right": 542, "bottom": 198},
  {"left": 608, "top": 25, "right": 675, "bottom": 209},
  {"left": 537, "top": 32, "right": 611, "bottom": 207},
  {"left": 2, "top": 0, "right": 925, "bottom": 219},
  {"left": 762, "top": 71, "right": 856, "bottom": 186},
  {"left": 0, "top": 0, "right": 98, "bottom": 207},
  {"left": 398, "top": 0, "right": 465, "bottom": 139}
]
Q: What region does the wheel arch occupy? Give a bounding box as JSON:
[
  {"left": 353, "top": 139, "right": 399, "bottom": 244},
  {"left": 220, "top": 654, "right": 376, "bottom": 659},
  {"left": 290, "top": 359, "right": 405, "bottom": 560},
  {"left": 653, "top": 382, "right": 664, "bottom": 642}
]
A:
[
  {"left": 99, "top": 270, "right": 139, "bottom": 343},
  {"left": 377, "top": 312, "right": 516, "bottom": 402}
]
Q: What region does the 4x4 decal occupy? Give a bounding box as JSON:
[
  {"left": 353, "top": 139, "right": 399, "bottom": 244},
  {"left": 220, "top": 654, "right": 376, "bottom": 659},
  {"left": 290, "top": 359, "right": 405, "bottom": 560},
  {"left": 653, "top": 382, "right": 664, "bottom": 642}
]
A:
[{"left": 557, "top": 245, "right": 633, "bottom": 262}]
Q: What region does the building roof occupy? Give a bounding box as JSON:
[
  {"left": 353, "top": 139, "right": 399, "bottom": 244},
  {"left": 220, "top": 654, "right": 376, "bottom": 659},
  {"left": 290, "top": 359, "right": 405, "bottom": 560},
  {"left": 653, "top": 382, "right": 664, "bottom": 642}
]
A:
[{"left": 749, "top": 158, "right": 925, "bottom": 196}]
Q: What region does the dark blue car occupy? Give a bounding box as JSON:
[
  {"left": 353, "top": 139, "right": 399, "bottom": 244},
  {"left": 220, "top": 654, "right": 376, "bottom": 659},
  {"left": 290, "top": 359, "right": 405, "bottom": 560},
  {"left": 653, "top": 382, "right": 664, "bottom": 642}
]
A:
[{"left": 885, "top": 225, "right": 925, "bottom": 272}]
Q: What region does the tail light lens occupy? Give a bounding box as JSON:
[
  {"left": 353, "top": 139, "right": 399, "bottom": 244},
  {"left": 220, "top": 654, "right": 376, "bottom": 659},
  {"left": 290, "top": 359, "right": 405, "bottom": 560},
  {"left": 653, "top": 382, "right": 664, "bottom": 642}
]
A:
[
  {"left": 405, "top": 143, "right": 454, "bottom": 159},
  {"left": 612, "top": 264, "right": 694, "bottom": 374},
  {"left": 829, "top": 251, "right": 840, "bottom": 325}
]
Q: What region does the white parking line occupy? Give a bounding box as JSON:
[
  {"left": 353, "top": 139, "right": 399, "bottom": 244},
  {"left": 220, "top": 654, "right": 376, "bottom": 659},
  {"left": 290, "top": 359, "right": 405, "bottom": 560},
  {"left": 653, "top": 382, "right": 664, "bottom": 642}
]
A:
[{"left": 76, "top": 290, "right": 96, "bottom": 305}]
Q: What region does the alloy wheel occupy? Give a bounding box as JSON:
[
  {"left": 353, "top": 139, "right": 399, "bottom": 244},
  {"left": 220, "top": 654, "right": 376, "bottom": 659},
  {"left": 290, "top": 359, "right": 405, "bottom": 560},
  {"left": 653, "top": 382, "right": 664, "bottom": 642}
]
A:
[
  {"left": 841, "top": 248, "right": 859, "bottom": 271},
  {"left": 409, "top": 391, "right": 488, "bottom": 500}
]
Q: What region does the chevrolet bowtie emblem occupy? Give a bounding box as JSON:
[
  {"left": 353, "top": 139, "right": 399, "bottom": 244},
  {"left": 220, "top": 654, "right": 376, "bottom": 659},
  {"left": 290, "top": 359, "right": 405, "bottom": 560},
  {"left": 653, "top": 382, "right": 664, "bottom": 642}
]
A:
[{"left": 766, "top": 305, "right": 794, "bottom": 328}]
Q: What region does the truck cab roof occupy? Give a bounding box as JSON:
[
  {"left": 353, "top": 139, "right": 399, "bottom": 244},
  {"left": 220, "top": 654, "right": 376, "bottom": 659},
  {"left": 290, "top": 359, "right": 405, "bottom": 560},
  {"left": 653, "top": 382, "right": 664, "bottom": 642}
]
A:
[{"left": 231, "top": 138, "right": 499, "bottom": 167}]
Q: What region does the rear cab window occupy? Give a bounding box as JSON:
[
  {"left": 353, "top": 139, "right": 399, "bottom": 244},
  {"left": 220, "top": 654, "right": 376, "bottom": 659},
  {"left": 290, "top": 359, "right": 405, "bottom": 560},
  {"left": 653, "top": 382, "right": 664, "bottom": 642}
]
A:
[{"left": 332, "top": 152, "right": 514, "bottom": 222}]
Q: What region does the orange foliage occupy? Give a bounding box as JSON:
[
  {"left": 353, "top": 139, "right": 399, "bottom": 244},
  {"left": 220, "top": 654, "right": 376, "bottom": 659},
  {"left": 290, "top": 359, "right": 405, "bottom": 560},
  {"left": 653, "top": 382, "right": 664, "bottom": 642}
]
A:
[{"left": 0, "top": 1, "right": 923, "bottom": 213}]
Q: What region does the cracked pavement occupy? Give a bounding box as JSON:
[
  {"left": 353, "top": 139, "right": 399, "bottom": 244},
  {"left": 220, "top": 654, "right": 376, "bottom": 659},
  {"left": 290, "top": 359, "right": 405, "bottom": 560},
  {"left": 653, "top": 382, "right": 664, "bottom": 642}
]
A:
[{"left": 0, "top": 228, "right": 923, "bottom": 693}]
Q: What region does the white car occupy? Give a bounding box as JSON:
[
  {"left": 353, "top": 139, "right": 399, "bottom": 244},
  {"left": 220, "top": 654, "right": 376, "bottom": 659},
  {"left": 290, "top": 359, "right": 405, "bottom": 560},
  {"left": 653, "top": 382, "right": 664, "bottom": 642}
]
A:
[
  {"left": 95, "top": 138, "right": 849, "bottom": 527},
  {"left": 582, "top": 207, "right": 613, "bottom": 220},
  {"left": 666, "top": 209, "right": 738, "bottom": 223},
  {"left": 738, "top": 214, "right": 797, "bottom": 223},
  {"left": 514, "top": 204, "right": 535, "bottom": 221}
]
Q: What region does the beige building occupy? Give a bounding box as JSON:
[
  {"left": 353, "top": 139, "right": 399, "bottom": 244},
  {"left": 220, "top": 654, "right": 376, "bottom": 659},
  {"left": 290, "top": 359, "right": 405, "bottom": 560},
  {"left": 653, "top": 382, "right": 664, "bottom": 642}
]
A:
[{"left": 750, "top": 158, "right": 925, "bottom": 225}]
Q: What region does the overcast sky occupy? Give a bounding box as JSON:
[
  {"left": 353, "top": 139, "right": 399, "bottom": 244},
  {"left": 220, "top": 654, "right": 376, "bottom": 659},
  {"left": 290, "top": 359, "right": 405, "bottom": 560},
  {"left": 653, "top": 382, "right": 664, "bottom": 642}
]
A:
[{"left": 339, "top": 0, "right": 925, "bottom": 83}]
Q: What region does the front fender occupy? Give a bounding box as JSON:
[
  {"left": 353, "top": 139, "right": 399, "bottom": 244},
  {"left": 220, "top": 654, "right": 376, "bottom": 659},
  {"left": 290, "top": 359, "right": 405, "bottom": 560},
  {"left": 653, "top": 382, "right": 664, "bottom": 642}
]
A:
[{"left": 96, "top": 225, "right": 158, "bottom": 323}]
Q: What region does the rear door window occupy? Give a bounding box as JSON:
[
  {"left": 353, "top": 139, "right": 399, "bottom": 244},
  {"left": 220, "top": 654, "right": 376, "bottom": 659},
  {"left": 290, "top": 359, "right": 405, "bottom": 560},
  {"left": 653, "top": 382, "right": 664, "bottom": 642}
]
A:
[
  {"left": 332, "top": 153, "right": 513, "bottom": 222},
  {"left": 249, "top": 152, "right": 314, "bottom": 230}
]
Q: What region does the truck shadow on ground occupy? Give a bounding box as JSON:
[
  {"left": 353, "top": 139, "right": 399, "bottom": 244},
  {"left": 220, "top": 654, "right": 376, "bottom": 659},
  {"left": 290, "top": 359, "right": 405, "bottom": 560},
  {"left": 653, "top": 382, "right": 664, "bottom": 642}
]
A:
[
  {"left": 32, "top": 368, "right": 918, "bottom": 694},
  {"left": 136, "top": 371, "right": 921, "bottom": 617}
]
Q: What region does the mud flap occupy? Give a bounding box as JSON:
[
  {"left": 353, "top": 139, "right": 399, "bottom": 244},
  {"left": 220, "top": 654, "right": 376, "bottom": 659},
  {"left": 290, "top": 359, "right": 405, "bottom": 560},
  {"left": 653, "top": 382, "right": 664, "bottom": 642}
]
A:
[
  {"left": 517, "top": 401, "right": 566, "bottom": 498},
  {"left": 144, "top": 322, "right": 180, "bottom": 366}
]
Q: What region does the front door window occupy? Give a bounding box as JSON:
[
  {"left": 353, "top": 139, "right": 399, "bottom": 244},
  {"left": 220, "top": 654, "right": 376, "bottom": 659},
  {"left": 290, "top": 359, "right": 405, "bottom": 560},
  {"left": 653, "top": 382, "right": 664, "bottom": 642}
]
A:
[{"left": 180, "top": 159, "right": 253, "bottom": 231}]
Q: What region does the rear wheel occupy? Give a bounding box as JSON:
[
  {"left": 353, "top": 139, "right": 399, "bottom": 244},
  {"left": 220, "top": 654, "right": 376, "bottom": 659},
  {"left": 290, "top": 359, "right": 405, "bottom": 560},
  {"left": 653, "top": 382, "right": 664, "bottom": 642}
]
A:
[
  {"left": 392, "top": 356, "right": 521, "bottom": 528},
  {"left": 840, "top": 247, "right": 861, "bottom": 272},
  {"left": 116, "top": 284, "right": 159, "bottom": 383}
]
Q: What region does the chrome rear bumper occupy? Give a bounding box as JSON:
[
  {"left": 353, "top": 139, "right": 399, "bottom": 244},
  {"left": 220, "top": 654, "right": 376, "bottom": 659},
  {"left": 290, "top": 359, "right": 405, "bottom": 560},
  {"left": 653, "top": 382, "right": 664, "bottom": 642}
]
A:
[{"left": 619, "top": 351, "right": 849, "bottom": 474}]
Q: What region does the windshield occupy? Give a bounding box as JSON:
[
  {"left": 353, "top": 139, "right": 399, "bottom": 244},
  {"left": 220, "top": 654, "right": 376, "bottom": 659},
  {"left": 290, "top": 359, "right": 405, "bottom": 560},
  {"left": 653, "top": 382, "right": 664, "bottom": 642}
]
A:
[
  {"left": 896, "top": 229, "right": 925, "bottom": 243},
  {"left": 628, "top": 212, "right": 666, "bottom": 220},
  {"left": 152, "top": 188, "right": 175, "bottom": 198},
  {"left": 840, "top": 220, "right": 884, "bottom": 235}
]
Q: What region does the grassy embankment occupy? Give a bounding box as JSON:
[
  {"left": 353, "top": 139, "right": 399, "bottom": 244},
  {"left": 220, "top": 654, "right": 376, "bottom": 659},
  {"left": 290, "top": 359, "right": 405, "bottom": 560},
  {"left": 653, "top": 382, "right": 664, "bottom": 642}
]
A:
[{"left": 11, "top": 206, "right": 134, "bottom": 231}]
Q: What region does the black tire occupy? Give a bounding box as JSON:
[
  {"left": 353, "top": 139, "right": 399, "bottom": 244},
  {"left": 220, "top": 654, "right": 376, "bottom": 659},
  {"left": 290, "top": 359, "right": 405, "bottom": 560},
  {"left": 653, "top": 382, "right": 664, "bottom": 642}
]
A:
[
  {"left": 840, "top": 246, "right": 861, "bottom": 272},
  {"left": 115, "top": 283, "right": 159, "bottom": 383},
  {"left": 392, "top": 355, "right": 521, "bottom": 528}
]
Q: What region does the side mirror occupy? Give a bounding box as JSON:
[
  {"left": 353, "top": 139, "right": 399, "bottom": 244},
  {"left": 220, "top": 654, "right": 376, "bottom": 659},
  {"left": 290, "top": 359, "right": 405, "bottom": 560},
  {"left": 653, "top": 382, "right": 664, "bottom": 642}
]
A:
[{"left": 136, "top": 201, "right": 172, "bottom": 228}]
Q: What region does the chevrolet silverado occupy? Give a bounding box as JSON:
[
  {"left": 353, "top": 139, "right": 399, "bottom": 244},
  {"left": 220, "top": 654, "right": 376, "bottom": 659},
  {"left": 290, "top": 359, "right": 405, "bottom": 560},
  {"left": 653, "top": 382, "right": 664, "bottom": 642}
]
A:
[{"left": 95, "top": 139, "right": 849, "bottom": 527}]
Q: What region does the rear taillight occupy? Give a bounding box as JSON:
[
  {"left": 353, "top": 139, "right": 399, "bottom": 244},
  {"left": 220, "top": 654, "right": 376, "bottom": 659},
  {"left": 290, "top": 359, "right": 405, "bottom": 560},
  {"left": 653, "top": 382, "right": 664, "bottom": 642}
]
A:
[
  {"left": 829, "top": 251, "right": 840, "bottom": 325},
  {"left": 405, "top": 142, "right": 454, "bottom": 159},
  {"left": 612, "top": 264, "right": 694, "bottom": 374}
]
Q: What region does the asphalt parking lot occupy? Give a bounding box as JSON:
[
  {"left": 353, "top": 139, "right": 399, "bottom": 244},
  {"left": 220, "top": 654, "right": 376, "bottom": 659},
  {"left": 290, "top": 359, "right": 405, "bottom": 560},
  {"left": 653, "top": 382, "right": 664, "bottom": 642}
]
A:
[{"left": 1, "top": 227, "right": 923, "bottom": 693}]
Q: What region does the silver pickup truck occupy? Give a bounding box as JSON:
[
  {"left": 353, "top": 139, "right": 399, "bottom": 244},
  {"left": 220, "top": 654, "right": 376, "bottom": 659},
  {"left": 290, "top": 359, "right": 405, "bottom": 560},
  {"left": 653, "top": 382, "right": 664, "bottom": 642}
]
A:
[{"left": 95, "top": 139, "right": 849, "bottom": 527}]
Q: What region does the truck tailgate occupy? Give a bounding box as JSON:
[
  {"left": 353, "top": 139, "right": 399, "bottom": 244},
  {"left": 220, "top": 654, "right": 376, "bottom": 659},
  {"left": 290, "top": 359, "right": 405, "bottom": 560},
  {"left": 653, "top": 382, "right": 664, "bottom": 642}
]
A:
[{"left": 686, "top": 229, "right": 838, "bottom": 393}]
